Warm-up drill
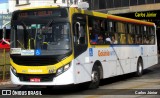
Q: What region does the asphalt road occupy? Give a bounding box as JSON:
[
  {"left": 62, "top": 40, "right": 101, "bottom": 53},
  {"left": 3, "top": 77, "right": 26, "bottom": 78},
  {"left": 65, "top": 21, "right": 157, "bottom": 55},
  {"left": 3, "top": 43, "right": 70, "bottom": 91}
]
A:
[{"left": 0, "top": 57, "right": 160, "bottom": 98}]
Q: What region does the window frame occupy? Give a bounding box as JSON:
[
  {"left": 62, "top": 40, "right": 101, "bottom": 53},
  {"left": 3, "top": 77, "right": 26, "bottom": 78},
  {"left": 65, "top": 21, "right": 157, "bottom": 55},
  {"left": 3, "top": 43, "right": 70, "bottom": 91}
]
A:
[{"left": 87, "top": 15, "right": 155, "bottom": 45}]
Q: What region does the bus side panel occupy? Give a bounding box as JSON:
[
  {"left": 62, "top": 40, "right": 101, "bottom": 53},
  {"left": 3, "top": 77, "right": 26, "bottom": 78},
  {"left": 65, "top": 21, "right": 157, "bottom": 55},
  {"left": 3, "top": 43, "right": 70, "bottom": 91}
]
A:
[
  {"left": 74, "top": 49, "right": 92, "bottom": 84},
  {"left": 94, "top": 47, "right": 117, "bottom": 78},
  {"left": 141, "top": 45, "right": 149, "bottom": 69},
  {"left": 113, "top": 46, "right": 131, "bottom": 75},
  {"left": 147, "top": 45, "right": 158, "bottom": 68},
  {"left": 103, "top": 60, "right": 117, "bottom": 78},
  {"left": 130, "top": 46, "right": 141, "bottom": 72}
]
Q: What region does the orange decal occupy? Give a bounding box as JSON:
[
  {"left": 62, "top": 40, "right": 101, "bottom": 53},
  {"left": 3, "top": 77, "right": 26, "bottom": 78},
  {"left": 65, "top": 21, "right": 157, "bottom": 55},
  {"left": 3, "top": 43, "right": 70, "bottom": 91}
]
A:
[{"left": 98, "top": 50, "right": 110, "bottom": 56}]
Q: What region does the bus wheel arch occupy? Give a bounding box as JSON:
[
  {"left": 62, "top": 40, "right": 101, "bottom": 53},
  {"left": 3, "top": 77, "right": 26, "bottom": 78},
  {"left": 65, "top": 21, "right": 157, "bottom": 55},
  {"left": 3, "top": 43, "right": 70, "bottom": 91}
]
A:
[
  {"left": 89, "top": 61, "right": 103, "bottom": 89},
  {"left": 136, "top": 57, "right": 143, "bottom": 77}
]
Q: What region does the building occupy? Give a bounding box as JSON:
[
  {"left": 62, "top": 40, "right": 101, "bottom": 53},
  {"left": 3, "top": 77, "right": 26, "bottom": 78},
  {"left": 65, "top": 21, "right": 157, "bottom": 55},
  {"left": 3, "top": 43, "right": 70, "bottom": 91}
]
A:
[
  {"left": 0, "top": 0, "right": 11, "bottom": 39},
  {"left": 0, "top": 0, "right": 9, "bottom": 13},
  {"left": 87, "top": 0, "right": 160, "bottom": 13},
  {"left": 0, "top": 0, "right": 10, "bottom": 29},
  {"left": 8, "top": 0, "right": 82, "bottom": 12}
]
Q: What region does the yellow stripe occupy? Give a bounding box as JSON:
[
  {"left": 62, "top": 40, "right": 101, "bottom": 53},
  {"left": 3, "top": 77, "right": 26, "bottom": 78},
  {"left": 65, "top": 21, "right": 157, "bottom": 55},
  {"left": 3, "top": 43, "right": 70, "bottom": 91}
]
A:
[
  {"left": 88, "top": 45, "right": 110, "bottom": 48},
  {"left": 19, "top": 6, "right": 60, "bottom": 10}
]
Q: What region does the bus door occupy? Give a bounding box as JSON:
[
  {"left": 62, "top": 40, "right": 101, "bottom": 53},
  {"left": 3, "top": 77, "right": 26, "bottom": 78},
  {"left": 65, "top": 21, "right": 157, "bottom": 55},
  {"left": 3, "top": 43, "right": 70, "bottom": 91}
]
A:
[{"left": 72, "top": 13, "right": 90, "bottom": 83}]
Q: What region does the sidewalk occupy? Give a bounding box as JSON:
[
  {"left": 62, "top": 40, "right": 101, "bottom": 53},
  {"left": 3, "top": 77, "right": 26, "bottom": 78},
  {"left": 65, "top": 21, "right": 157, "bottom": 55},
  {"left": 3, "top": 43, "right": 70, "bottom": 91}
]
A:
[{"left": 0, "top": 79, "right": 11, "bottom": 85}]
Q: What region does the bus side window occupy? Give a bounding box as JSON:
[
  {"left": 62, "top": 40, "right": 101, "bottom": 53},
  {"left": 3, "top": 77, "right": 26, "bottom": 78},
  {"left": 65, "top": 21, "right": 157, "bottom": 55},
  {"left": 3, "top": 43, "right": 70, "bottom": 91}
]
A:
[
  {"left": 111, "top": 34, "right": 118, "bottom": 44},
  {"left": 120, "top": 34, "right": 126, "bottom": 44},
  {"left": 148, "top": 27, "right": 155, "bottom": 45},
  {"left": 128, "top": 34, "right": 132, "bottom": 44}
]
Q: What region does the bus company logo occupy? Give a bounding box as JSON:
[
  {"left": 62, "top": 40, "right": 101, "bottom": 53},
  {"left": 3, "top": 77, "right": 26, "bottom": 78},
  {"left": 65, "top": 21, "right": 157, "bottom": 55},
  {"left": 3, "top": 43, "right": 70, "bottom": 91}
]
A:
[
  {"left": 98, "top": 50, "right": 110, "bottom": 57},
  {"left": 28, "top": 69, "right": 42, "bottom": 73}
]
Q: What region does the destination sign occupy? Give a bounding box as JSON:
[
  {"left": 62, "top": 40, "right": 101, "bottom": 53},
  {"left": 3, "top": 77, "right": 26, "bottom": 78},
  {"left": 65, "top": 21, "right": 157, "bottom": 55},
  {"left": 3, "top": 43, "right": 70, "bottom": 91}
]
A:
[{"left": 17, "top": 8, "right": 68, "bottom": 18}]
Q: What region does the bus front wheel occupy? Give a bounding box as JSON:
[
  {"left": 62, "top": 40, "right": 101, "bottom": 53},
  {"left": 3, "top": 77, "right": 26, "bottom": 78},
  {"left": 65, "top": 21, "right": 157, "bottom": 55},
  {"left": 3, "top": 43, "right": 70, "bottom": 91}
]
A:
[
  {"left": 89, "top": 66, "right": 100, "bottom": 89},
  {"left": 136, "top": 58, "right": 143, "bottom": 77}
]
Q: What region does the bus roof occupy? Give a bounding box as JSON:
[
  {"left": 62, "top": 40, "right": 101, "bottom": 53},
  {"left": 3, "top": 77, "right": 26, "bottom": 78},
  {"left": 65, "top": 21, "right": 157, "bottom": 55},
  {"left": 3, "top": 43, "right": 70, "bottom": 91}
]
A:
[
  {"left": 107, "top": 14, "right": 154, "bottom": 26},
  {"left": 18, "top": 5, "right": 60, "bottom": 10},
  {"left": 70, "top": 7, "right": 154, "bottom": 26}
]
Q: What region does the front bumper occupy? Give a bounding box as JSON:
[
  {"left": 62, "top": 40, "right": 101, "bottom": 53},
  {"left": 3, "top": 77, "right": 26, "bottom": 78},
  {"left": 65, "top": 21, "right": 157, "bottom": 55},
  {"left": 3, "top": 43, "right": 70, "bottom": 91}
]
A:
[{"left": 10, "top": 66, "right": 75, "bottom": 86}]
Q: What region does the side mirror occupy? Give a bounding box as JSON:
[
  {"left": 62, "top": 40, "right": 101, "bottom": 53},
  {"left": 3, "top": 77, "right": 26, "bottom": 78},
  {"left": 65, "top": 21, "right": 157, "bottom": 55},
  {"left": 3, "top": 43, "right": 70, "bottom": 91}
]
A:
[{"left": 2, "top": 21, "right": 10, "bottom": 45}]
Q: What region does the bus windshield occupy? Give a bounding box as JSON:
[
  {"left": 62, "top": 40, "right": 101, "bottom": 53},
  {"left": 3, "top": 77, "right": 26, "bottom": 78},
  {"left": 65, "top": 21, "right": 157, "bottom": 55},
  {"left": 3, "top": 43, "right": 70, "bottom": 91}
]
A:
[{"left": 11, "top": 10, "right": 71, "bottom": 56}]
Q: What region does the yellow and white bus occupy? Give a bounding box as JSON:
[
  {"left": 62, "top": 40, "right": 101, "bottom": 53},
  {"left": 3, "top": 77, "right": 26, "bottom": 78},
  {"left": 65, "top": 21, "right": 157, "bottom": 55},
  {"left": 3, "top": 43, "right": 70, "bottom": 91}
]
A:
[{"left": 7, "top": 6, "right": 157, "bottom": 88}]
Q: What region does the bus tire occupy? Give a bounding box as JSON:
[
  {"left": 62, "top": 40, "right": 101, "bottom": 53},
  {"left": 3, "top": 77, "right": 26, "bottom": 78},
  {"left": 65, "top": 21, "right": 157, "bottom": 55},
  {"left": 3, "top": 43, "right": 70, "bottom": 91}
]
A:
[
  {"left": 136, "top": 58, "right": 143, "bottom": 77},
  {"left": 89, "top": 65, "right": 100, "bottom": 89}
]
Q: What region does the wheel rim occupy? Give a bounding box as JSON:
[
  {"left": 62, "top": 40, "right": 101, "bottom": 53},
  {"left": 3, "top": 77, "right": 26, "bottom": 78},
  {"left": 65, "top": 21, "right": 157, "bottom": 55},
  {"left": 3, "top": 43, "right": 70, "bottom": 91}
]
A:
[
  {"left": 138, "top": 63, "right": 142, "bottom": 74},
  {"left": 91, "top": 71, "right": 99, "bottom": 83}
]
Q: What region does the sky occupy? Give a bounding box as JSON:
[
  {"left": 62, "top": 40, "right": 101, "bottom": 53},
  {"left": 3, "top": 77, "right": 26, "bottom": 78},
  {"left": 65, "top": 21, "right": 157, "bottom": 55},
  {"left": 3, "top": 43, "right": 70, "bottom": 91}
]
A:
[
  {"left": 0, "top": 3, "right": 8, "bottom": 9},
  {"left": 0, "top": 0, "right": 8, "bottom": 3},
  {"left": 0, "top": 0, "right": 8, "bottom": 10}
]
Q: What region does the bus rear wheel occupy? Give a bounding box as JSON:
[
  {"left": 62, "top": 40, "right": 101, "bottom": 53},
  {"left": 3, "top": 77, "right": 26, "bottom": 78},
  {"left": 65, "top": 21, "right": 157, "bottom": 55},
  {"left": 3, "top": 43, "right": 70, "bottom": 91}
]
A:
[
  {"left": 89, "top": 66, "right": 100, "bottom": 89},
  {"left": 136, "top": 58, "right": 143, "bottom": 77}
]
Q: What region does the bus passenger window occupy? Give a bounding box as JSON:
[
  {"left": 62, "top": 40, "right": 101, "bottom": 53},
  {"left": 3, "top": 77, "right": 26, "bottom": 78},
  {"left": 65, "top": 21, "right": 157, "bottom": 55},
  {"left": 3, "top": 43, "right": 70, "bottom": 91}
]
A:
[
  {"left": 97, "top": 34, "right": 104, "bottom": 44},
  {"left": 138, "top": 36, "right": 142, "bottom": 44},
  {"left": 105, "top": 35, "right": 111, "bottom": 44},
  {"left": 149, "top": 36, "right": 155, "bottom": 44},
  {"left": 135, "top": 35, "right": 139, "bottom": 44},
  {"left": 128, "top": 24, "right": 132, "bottom": 34},
  {"left": 111, "top": 35, "right": 118, "bottom": 44},
  {"left": 93, "top": 19, "right": 100, "bottom": 31},
  {"left": 143, "top": 37, "right": 149, "bottom": 44},
  {"left": 120, "top": 34, "right": 126, "bottom": 44},
  {"left": 90, "top": 32, "right": 98, "bottom": 44},
  {"left": 128, "top": 34, "right": 132, "bottom": 44}
]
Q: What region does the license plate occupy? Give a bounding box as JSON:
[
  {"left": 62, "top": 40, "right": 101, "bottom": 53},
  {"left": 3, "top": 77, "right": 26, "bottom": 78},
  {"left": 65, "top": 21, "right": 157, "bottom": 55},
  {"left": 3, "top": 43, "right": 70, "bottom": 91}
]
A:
[{"left": 30, "top": 78, "right": 41, "bottom": 82}]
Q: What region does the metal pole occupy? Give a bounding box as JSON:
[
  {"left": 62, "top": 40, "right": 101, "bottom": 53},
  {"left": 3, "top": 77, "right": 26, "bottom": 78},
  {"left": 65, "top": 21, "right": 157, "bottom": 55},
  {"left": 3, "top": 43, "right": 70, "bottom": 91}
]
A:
[{"left": 2, "top": 49, "right": 6, "bottom": 81}]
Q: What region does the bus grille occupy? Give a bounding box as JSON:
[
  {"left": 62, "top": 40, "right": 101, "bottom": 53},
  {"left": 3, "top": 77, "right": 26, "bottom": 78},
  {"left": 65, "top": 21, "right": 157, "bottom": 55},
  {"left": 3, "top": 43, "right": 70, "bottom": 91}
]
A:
[
  {"left": 12, "top": 56, "right": 58, "bottom": 66},
  {"left": 18, "top": 74, "right": 55, "bottom": 82}
]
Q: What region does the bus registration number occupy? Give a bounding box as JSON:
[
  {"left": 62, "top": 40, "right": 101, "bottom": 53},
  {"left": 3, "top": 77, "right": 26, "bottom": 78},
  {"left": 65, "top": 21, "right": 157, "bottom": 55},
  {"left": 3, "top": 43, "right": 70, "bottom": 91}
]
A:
[{"left": 30, "top": 78, "right": 41, "bottom": 82}]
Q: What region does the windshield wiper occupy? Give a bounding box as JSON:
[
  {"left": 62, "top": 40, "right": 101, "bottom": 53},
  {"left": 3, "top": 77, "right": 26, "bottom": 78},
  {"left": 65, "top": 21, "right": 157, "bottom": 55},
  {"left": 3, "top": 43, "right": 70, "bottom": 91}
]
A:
[
  {"left": 41, "top": 19, "right": 55, "bottom": 34},
  {"left": 20, "top": 20, "right": 33, "bottom": 38}
]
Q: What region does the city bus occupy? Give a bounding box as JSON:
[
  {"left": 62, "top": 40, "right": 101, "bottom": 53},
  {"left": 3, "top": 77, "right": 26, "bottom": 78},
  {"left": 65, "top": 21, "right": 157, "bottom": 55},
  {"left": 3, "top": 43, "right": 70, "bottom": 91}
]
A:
[{"left": 4, "top": 6, "right": 157, "bottom": 88}]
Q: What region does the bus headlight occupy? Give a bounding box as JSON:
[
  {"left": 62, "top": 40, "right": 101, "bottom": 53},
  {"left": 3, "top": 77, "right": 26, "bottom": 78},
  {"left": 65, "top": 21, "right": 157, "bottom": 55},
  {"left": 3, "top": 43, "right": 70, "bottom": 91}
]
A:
[
  {"left": 56, "top": 64, "right": 70, "bottom": 76},
  {"left": 10, "top": 66, "right": 17, "bottom": 76}
]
